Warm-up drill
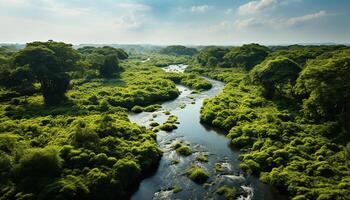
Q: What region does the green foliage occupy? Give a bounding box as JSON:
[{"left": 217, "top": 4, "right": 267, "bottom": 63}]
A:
[
  {"left": 195, "top": 47, "right": 229, "bottom": 67},
  {"left": 131, "top": 105, "right": 143, "bottom": 113},
  {"left": 160, "top": 45, "right": 198, "bottom": 56},
  {"left": 159, "top": 115, "right": 178, "bottom": 132},
  {"left": 186, "top": 165, "right": 209, "bottom": 184},
  {"left": 143, "top": 104, "right": 162, "bottom": 112},
  {"left": 99, "top": 54, "right": 121, "bottom": 78},
  {"left": 15, "top": 146, "right": 63, "bottom": 178},
  {"left": 295, "top": 50, "right": 350, "bottom": 120},
  {"left": 196, "top": 153, "right": 209, "bottom": 162},
  {"left": 216, "top": 186, "right": 236, "bottom": 200},
  {"left": 223, "top": 44, "right": 269, "bottom": 69},
  {"left": 195, "top": 44, "right": 269, "bottom": 69},
  {"left": 198, "top": 45, "right": 350, "bottom": 199},
  {"left": 250, "top": 56, "right": 301, "bottom": 98},
  {"left": 0, "top": 56, "right": 169, "bottom": 199},
  {"left": 9, "top": 41, "right": 80, "bottom": 105},
  {"left": 173, "top": 143, "right": 192, "bottom": 156},
  {"left": 78, "top": 46, "right": 128, "bottom": 60},
  {"left": 181, "top": 74, "right": 212, "bottom": 90},
  {"left": 40, "top": 175, "right": 89, "bottom": 200}
]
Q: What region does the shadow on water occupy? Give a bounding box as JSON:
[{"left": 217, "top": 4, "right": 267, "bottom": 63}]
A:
[{"left": 129, "top": 65, "right": 288, "bottom": 200}]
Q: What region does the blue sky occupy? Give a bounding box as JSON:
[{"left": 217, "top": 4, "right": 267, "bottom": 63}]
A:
[{"left": 0, "top": 0, "right": 349, "bottom": 45}]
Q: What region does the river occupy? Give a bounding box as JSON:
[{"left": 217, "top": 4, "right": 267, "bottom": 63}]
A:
[{"left": 128, "top": 65, "right": 288, "bottom": 200}]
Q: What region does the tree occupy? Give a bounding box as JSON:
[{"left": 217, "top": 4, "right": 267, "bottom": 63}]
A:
[
  {"left": 0, "top": 65, "right": 36, "bottom": 96},
  {"left": 195, "top": 47, "right": 229, "bottom": 67},
  {"left": 11, "top": 41, "right": 80, "bottom": 105},
  {"left": 160, "top": 45, "right": 198, "bottom": 56},
  {"left": 295, "top": 50, "right": 350, "bottom": 120},
  {"left": 223, "top": 44, "right": 269, "bottom": 69},
  {"left": 99, "top": 54, "right": 121, "bottom": 78},
  {"left": 250, "top": 56, "right": 301, "bottom": 98}
]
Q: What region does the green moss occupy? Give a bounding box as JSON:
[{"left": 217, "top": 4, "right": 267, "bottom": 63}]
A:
[
  {"left": 131, "top": 105, "right": 143, "bottom": 113},
  {"left": 196, "top": 154, "right": 209, "bottom": 162},
  {"left": 216, "top": 186, "right": 236, "bottom": 200},
  {"left": 149, "top": 122, "right": 159, "bottom": 127},
  {"left": 159, "top": 123, "right": 177, "bottom": 132},
  {"left": 186, "top": 165, "right": 209, "bottom": 184},
  {"left": 172, "top": 185, "right": 182, "bottom": 193},
  {"left": 159, "top": 115, "right": 179, "bottom": 132},
  {"left": 176, "top": 146, "right": 192, "bottom": 156},
  {"left": 143, "top": 104, "right": 162, "bottom": 112}
]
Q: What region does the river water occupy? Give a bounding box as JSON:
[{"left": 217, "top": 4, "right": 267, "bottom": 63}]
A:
[{"left": 129, "top": 65, "right": 288, "bottom": 200}]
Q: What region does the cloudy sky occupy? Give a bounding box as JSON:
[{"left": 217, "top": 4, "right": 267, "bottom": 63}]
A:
[{"left": 0, "top": 0, "right": 349, "bottom": 45}]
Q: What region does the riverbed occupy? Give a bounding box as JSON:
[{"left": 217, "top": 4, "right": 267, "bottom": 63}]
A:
[{"left": 128, "top": 65, "right": 287, "bottom": 200}]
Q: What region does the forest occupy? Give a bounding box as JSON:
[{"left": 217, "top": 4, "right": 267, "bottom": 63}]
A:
[
  {"left": 0, "top": 41, "right": 349, "bottom": 200},
  {"left": 190, "top": 44, "right": 350, "bottom": 200}
]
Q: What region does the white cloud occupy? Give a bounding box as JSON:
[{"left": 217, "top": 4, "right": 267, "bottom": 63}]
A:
[
  {"left": 116, "top": 3, "right": 151, "bottom": 12},
  {"left": 113, "top": 3, "right": 152, "bottom": 30},
  {"left": 234, "top": 10, "right": 327, "bottom": 29},
  {"left": 286, "top": 10, "right": 326, "bottom": 26},
  {"left": 190, "top": 5, "right": 211, "bottom": 13},
  {"left": 234, "top": 18, "right": 263, "bottom": 29},
  {"left": 238, "top": 0, "right": 277, "bottom": 15}
]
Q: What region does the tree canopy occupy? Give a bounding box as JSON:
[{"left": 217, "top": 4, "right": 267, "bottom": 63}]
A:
[
  {"left": 160, "top": 45, "right": 198, "bottom": 56},
  {"left": 11, "top": 41, "right": 80, "bottom": 105}
]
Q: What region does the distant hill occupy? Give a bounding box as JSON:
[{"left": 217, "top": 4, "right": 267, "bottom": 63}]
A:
[{"left": 160, "top": 45, "right": 198, "bottom": 56}]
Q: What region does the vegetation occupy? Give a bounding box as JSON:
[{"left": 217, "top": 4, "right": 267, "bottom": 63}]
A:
[
  {"left": 173, "top": 142, "right": 192, "bottom": 156},
  {"left": 159, "top": 115, "right": 178, "bottom": 132},
  {"left": 180, "top": 74, "right": 212, "bottom": 90},
  {"left": 186, "top": 165, "right": 209, "bottom": 184},
  {"left": 131, "top": 104, "right": 162, "bottom": 113},
  {"left": 195, "top": 44, "right": 350, "bottom": 199},
  {"left": 195, "top": 153, "right": 209, "bottom": 162},
  {"left": 2, "top": 41, "right": 80, "bottom": 105},
  {"left": 216, "top": 186, "right": 236, "bottom": 200},
  {"left": 0, "top": 42, "right": 214, "bottom": 199},
  {"left": 1, "top": 41, "right": 349, "bottom": 199},
  {"left": 160, "top": 45, "right": 198, "bottom": 57},
  {"left": 194, "top": 44, "right": 269, "bottom": 69}
]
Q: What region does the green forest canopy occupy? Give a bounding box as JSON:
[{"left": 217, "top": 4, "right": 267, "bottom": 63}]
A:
[
  {"left": 189, "top": 43, "right": 350, "bottom": 200},
  {"left": 0, "top": 41, "right": 350, "bottom": 200}
]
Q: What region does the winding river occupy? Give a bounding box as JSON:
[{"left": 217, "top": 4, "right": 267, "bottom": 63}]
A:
[{"left": 129, "top": 65, "right": 287, "bottom": 200}]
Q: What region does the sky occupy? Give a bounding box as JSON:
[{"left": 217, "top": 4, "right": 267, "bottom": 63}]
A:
[{"left": 0, "top": 0, "right": 349, "bottom": 45}]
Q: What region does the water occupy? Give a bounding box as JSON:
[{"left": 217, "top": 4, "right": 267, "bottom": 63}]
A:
[{"left": 129, "top": 66, "right": 288, "bottom": 200}]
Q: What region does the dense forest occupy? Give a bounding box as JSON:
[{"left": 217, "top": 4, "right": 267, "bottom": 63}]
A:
[
  {"left": 189, "top": 44, "right": 350, "bottom": 200},
  {"left": 0, "top": 41, "right": 349, "bottom": 200},
  {"left": 0, "top": 41, "right": 211, "bottom": 199}
]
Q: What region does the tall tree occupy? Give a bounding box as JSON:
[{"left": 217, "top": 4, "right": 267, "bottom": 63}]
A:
[
  {"left": 11, "top": 41, "right": 80, "bottom": 105},
  {"left": 99, "top": 54, "right": 121, "bottom": 78}
]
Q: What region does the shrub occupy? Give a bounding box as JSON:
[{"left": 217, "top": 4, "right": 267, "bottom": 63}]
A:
[
  {"left": 186, "top": 165, "right": 209, "bottom": 184},
  {"left": 131, "top": 105, "right": 143, "bottom": 113},
  {"left": 16, "top": 146, "right": 63, "bottom": 178},
  {"left": 143, "top": 104, "right": 162, "bottom": 112},
  {"left": 175, "top": 145, "right": 192, "bottom": 156},
  {"left": 216, "top": 186, "right": 236, "bottom": 200}
]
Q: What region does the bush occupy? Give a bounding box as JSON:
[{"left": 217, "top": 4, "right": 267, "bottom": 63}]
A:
[
  {"left": 216, "top": 186, "right": 236, "bottom": 200},
  {"left": 16, "top": 146, "right": 63, "bottom": 178},
  {"left": 175, "top": 145, "right": 192, "bottom": 156},
  {"left": 143, "top": 104, "right": 162, "bottom": 112},
  {"left": 131, "top": 105, "right": 143, "bottom": 113},
  {"left": 186, "top": 165, "right": 209, "bottom": 184}
]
